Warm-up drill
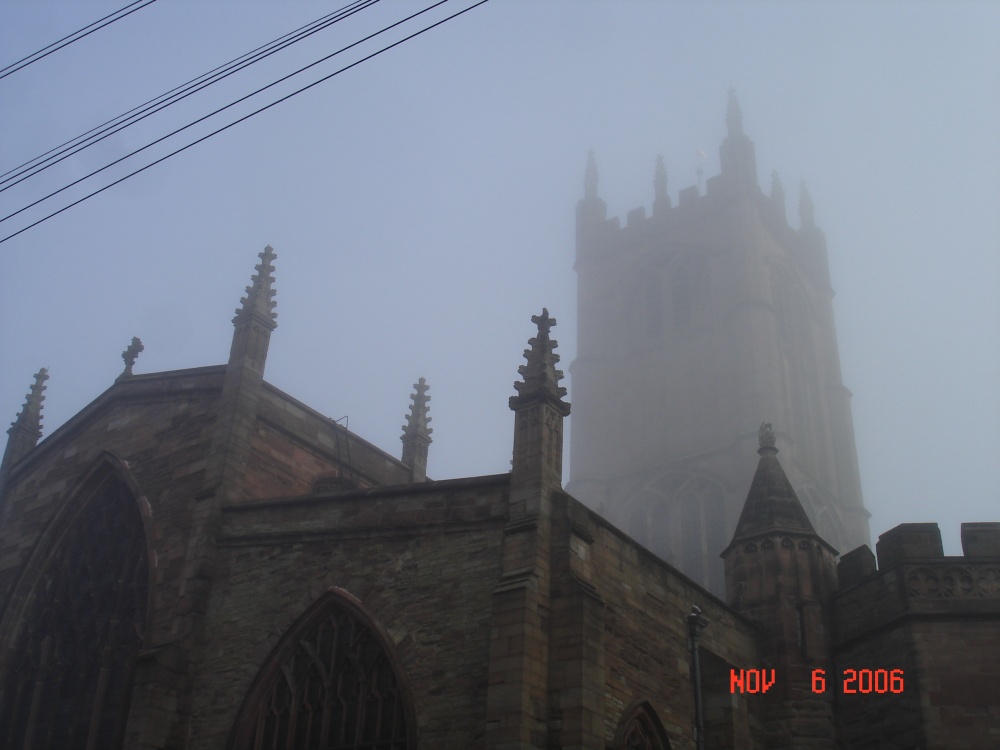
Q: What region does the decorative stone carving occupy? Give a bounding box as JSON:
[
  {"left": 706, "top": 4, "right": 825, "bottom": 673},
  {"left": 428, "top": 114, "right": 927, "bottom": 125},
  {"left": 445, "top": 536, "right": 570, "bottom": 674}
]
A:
[{"left": 118, "top": 336, "right": 144, "bottom": 381}]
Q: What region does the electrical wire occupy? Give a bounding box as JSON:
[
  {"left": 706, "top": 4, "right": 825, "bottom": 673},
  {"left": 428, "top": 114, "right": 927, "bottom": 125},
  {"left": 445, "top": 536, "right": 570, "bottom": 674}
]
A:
[
  {"left": 0, "top": 0, "right": 379, "bottom": 190},
  {"left": 0, "top": 0, "right": 490, "bottom": 246},
  {"left": 0, "top": 0, "right": 448, "bottom": 227},
  {"left": 0, "top": 0, "right": 157, "bottom": 82}
]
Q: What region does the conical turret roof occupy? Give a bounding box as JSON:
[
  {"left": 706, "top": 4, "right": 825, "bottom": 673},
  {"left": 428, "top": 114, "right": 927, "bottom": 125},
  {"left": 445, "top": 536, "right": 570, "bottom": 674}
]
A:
[{"left": 727, "top": 424, "right": 818, "bottom": 549}]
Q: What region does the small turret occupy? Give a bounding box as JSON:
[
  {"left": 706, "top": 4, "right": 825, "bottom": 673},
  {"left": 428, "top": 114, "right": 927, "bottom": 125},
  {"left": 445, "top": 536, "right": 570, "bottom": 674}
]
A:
[
  {"left": 400, "top": 377, "right": 432, "bottom": 482},
  {"left": 1, "top": 368, "right": 49, "bottom": 472},
  {"left": 653, "top": 154, "right": 670, "bottom": 216},
  {"left": 722, "top": 424, "right": 839, "bottom": 749}
]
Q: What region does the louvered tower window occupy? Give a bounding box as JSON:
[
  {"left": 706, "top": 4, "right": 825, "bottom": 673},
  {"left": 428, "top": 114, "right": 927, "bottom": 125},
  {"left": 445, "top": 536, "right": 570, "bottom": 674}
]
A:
[
  {"left": 0, "top": 475, "right": 149, "bottom": 750},
  {"left": 231, "top": 593, "right": 413, "bottom": 750}
]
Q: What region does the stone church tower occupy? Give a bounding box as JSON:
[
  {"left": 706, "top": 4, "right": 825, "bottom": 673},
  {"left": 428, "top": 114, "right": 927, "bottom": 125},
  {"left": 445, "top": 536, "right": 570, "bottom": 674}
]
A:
[{"left": 568, "top": 92, "right": 871, "bottom": 593}]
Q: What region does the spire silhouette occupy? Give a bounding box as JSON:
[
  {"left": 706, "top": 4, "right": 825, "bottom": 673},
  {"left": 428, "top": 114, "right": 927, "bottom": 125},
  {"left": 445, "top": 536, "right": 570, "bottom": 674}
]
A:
[
  {"left": 726, "top": 87, "right": 744, "bottom": 138},
  {"left": 799, "top": 181, "right": 816, "bottom": 230}
]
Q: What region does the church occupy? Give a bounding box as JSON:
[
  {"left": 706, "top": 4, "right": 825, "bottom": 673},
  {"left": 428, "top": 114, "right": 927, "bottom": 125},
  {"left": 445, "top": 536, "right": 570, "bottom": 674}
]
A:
[{"left": 0, "top": 98, "right": 997, "bottom": 749}]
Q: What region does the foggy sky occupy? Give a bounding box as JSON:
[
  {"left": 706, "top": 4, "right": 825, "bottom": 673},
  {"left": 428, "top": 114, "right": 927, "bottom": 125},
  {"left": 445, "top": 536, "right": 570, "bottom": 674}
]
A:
[{"left": 1, "top": 1, "right": 997, "bottom": 556}]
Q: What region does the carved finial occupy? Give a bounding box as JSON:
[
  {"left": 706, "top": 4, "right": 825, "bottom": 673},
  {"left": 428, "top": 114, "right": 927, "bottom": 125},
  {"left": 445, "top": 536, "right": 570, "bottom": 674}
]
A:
[
  {"left": 770, "top": 171, "right": 786, "bottom": 223},
  {"left": 726, "top": 87, "right": 743, "bottom": 137},
  {"left": 758, "top": 422, "right": 777, "bottom": 453},
  {"left": 584, "top": 151, "right": 599, "bottom": 201},
  {"left": 118, "top": 336, "right": 144, "bottom": 381},
  {"left": 799, "top": 181, "right": 816, "bottom": 230},
  {"left": 509, "top": 308, "right": 570, "bottom": 414},
  {"left": 12, "top": 368, "right": 49, "bottom": 436},
  {"left": 233, "top": 245, "right": 278, "bottom": 330},
  {"left": 401, "top": 377, "right": 432, "bottom": 481},
  {"left": 653, "top": 154, "right": 670, "bottom": 214},
  {"left": 401, "top": 377, "right": 433, "bottom": 441}
]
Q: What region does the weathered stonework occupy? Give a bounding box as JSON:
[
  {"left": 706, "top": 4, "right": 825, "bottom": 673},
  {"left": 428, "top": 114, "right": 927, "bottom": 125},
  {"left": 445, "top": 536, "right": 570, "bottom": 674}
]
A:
[{"left": 0, "top": 239, "right": 995, "bottom": 748}]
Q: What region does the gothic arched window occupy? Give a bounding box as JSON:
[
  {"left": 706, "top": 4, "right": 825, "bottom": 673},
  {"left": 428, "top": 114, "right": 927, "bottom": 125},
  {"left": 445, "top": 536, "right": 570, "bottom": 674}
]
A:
[
  {"left": 0, "top": 468, "right": 149, "bottom": 750},
  {"left": 614, "top": 700, "right": 671, "bottom": 750},
  {"left": 230, "top": 591, "right": 414, "bottom": 750}
]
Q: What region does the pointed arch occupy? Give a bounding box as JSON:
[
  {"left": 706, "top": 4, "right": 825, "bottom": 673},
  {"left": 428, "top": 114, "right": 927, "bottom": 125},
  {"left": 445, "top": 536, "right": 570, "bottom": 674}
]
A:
[
  {"left": 625, "top": 470, "right": 727, "bottom": 591},
  {"left": 229, "top": 588, "right": 416, "bottom": 750},
  {"left": 0, "top": 451, "right": 152, "bottom": 750},
  {"left": 613, "top": 700, "right": 671, "bottom": 750}
]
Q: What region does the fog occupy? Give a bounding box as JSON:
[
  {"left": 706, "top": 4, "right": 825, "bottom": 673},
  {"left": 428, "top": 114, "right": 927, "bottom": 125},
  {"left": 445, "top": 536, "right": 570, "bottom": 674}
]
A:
[{"left": 1, "top": 1, "right": 997, "bottom": 556}]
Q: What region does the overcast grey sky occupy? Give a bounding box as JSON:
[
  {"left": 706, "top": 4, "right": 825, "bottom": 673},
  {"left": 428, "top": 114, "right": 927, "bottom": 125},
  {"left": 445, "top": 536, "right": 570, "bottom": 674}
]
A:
[{"left": 1, "top": 1, "right": 997, "bottom": 555}]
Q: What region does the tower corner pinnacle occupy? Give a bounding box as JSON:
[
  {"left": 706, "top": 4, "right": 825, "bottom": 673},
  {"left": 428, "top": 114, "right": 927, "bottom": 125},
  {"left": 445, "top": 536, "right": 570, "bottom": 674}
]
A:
[
  {"left": 653, "top": 154, "right": 671, "bottom": 215},
  {"left": 726, "top": 87, "right": 744, "bottom": 138},
  {"left": 583, "top": 151, "right": 599, "bottom": 201}
]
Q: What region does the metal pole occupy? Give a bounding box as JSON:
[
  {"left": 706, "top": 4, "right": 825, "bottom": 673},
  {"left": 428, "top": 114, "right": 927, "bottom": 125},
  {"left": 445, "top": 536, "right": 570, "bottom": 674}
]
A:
[{"left": 687, "top": 604, "right": 709, "bottom": 750}]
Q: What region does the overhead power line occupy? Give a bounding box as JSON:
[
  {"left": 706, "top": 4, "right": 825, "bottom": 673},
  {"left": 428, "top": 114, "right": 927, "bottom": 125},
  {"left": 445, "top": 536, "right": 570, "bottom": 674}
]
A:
[
  {"left": 0, "top": 0, "right": 380, "bottom": 191},
  {"left": 1, "top": 0, "right": 445, "bottom": 228},
  {"left": 0, "top": 0, "right": 158, "bottom": 82},
  {"left": 0, "top": 0, "right": 490, "bottom": 246}
]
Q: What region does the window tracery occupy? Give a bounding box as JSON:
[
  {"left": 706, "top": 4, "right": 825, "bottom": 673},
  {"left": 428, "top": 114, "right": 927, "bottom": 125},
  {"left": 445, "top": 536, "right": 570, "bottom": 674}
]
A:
[
  {"left": 614, "top": 701, "right": 670, "bottom": 750},
  {"left": 232, "top": 593, "right": 412, "bottom": 750},
  {"left": 0, "top": 474, "right": 148, "bottom": 750}
]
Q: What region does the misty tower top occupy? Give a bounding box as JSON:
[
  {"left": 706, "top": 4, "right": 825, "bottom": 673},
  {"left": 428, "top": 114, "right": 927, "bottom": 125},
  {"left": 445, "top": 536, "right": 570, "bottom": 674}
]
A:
[{"left": 568, "top": 92, "right": 870, "bottom": 594}]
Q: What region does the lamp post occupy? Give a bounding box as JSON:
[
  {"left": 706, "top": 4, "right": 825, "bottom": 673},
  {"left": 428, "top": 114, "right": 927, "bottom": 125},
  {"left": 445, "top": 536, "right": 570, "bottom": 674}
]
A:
[{"left": 687, "top": 604, "right": 710, "bottom": 750}]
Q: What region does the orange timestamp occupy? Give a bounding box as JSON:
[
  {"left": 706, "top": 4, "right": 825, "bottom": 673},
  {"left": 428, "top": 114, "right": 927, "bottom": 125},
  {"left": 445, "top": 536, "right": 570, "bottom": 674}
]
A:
[{"left": 812, "top": 668, "right": 905, "bottom": 694}]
